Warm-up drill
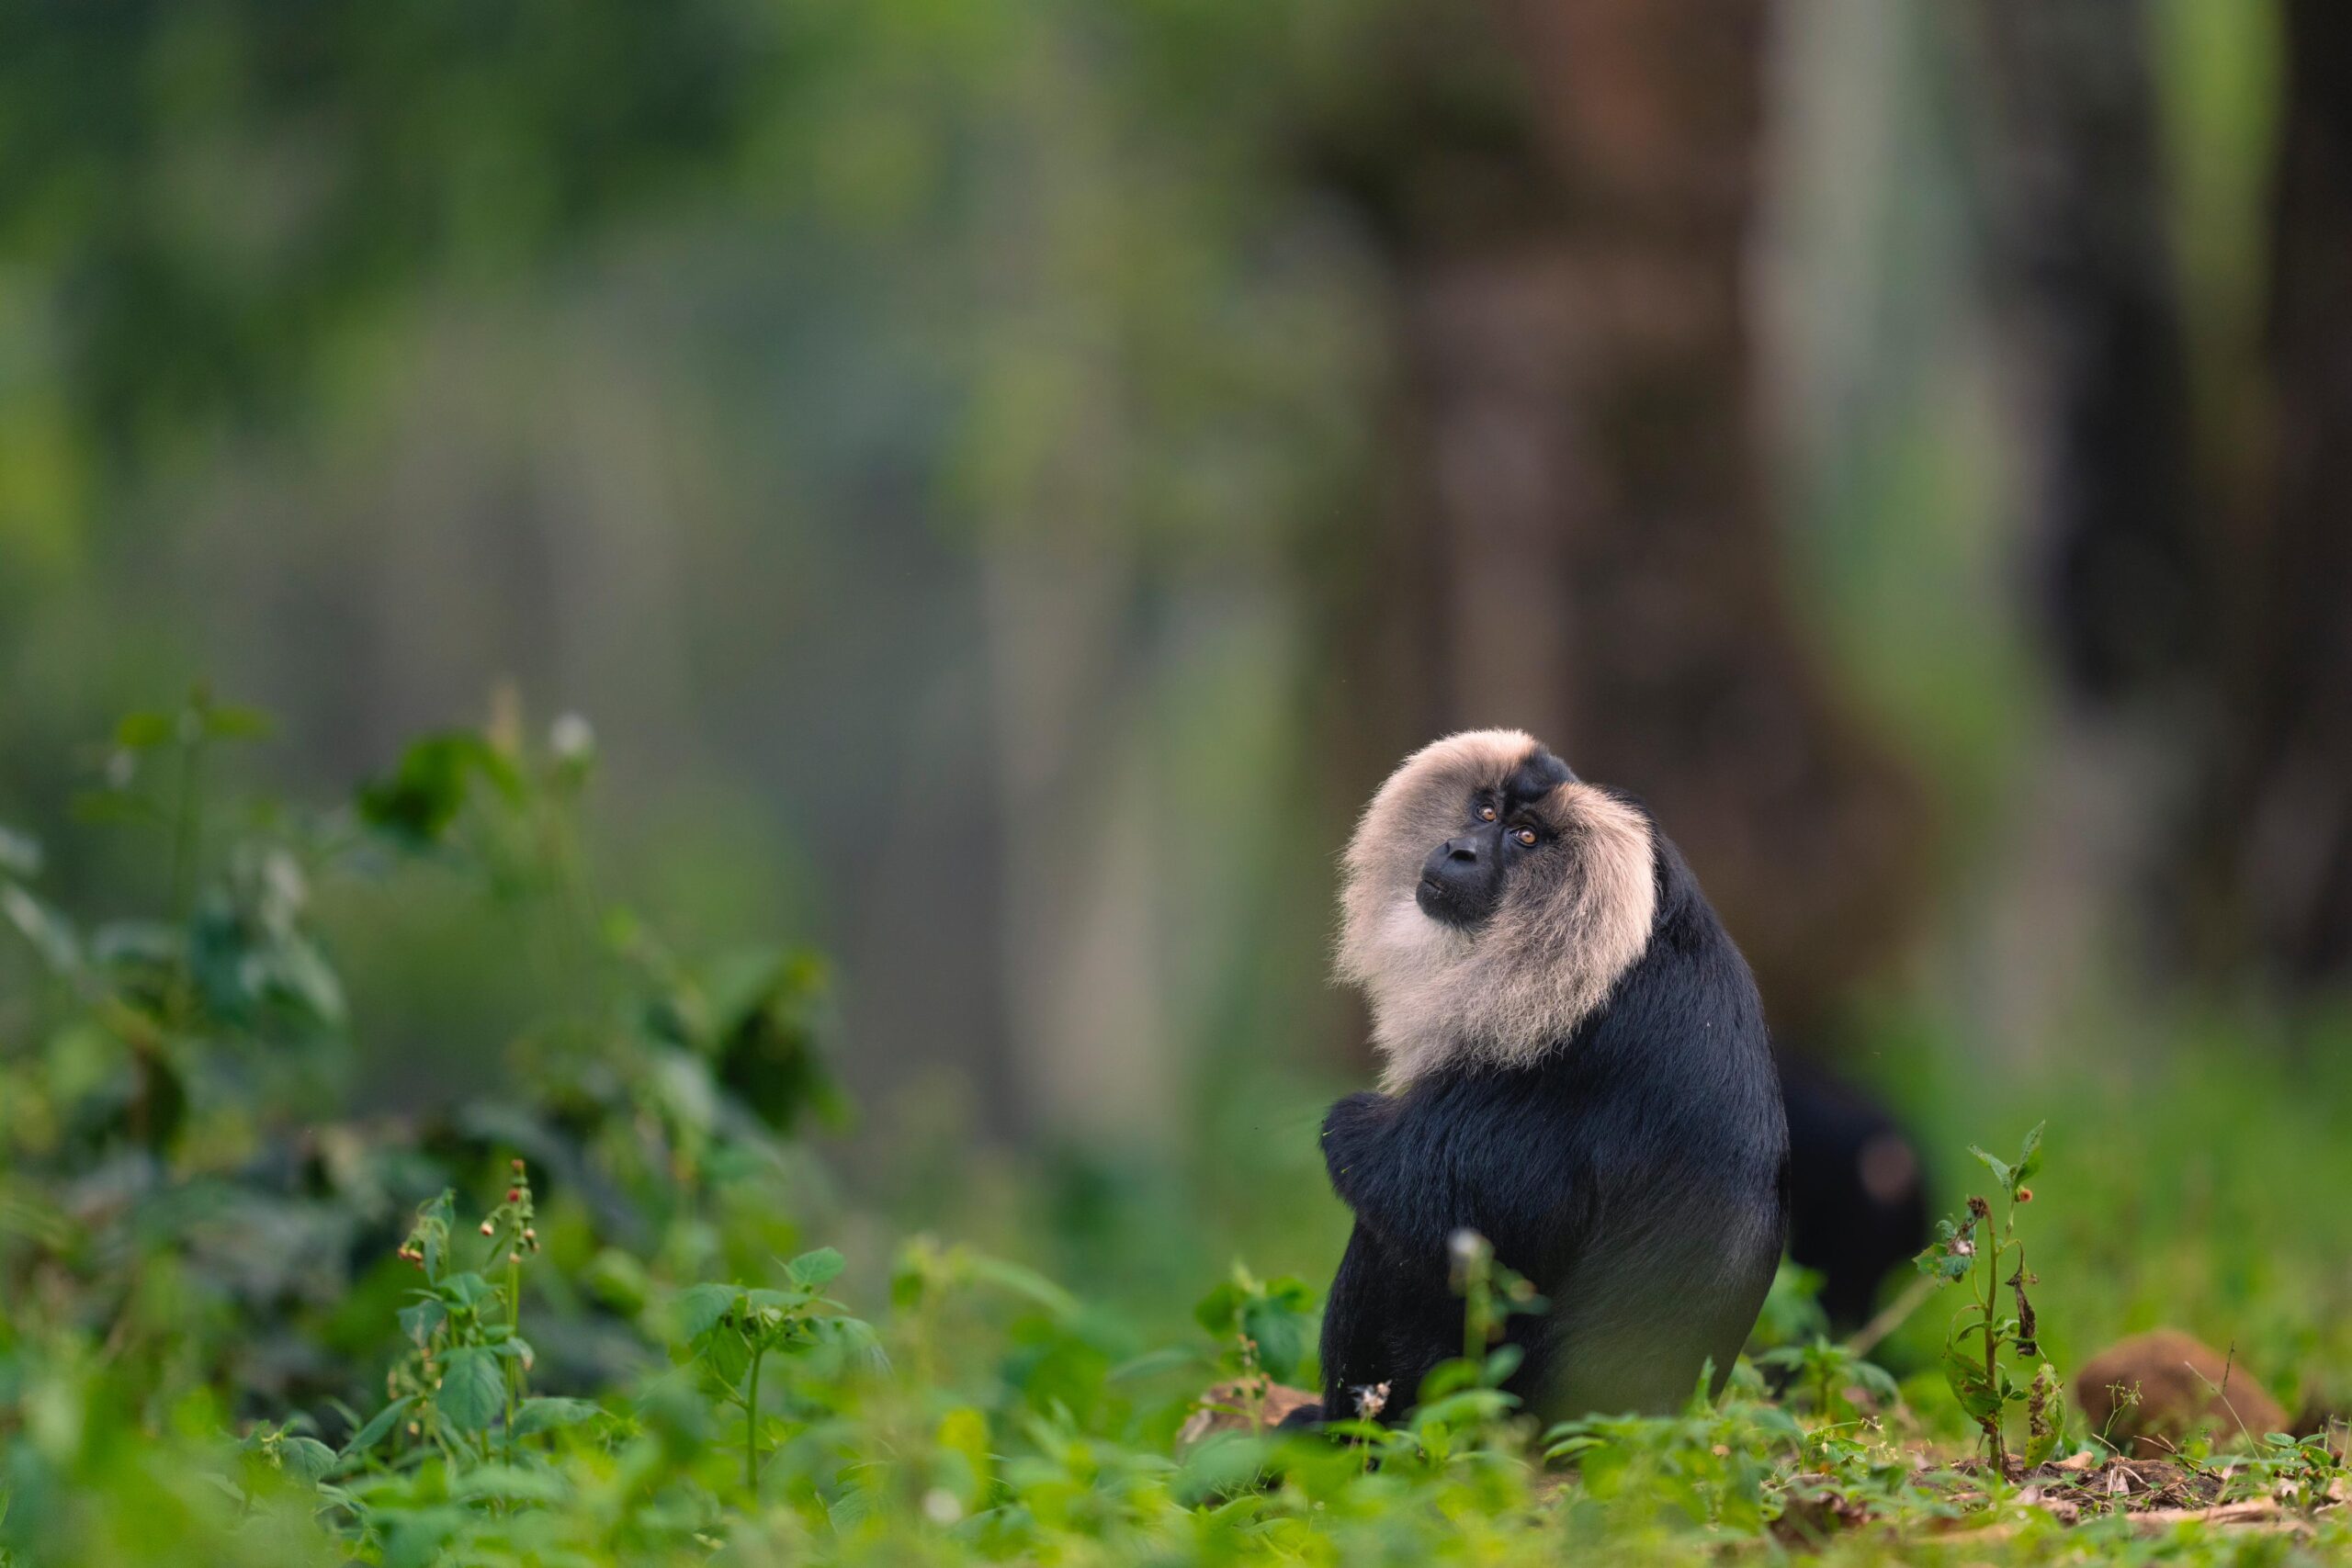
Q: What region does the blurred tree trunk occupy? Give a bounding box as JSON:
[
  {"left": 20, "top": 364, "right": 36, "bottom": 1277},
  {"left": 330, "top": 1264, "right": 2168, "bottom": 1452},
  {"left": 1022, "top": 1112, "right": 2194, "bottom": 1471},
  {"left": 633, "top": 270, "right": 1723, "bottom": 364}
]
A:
[
  {"left": 1956, "top": 0, "right": 2202, "bottom": 705},
  {"left": 1313, "top": 0, "right": 1925, "bottom": 1039},
  {"left": 2189, "top": 0, "right": 2352, "bottom": 985}
]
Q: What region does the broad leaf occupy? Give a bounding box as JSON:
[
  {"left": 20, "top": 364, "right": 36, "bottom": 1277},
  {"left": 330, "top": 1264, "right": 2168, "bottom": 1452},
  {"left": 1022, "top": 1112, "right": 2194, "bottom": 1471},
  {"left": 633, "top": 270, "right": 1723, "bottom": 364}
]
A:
[
  {"left": 276, "top": 1437, "right": 337, "bottom": 1483},
  {"left": 400, "top": 1298, "right": 447, "bottom": 1348},
  {"left": 673, "top": 1283, "right": 740, "bottom": 1344},
  {"left": 341, "top": 1396, "right": 414, "bottom": 1459},
  {"left": 514, "top": 1397, "right": 604, "bottom": 1435},
  {"left": 786, "top": 1247, "right": 844, "bottom": 1289},
  {"left": 434, "top": 1347, "right": 504, "bottom": 1432}
]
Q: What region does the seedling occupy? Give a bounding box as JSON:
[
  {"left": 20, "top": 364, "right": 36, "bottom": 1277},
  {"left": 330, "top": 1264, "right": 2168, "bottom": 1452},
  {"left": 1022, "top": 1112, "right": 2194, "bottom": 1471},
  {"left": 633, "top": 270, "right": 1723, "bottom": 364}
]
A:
[
  {"left": 1914, "top": 1122, "right": 2064, "bottom": 1474},
  {"left": 674, "top": 1247, "right": 883, "bottom": 1495}
]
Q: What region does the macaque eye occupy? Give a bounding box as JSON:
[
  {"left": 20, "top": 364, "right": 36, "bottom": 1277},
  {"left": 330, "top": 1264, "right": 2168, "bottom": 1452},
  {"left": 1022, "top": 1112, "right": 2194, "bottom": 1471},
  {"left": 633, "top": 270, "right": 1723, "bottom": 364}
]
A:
[
  {"left": 1514, "top": 828, "right": 1538, "bottom": 847},
  {"left": 1477, "top": 805, "right": 1498, "bottom": 822}
]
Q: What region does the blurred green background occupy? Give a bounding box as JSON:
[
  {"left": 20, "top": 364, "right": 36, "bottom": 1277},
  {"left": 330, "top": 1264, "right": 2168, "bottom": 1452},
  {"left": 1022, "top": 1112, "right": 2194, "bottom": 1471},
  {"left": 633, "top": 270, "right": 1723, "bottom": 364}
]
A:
[{"left": 6, "top": 0, "right": 2352, "bottom": 1410}]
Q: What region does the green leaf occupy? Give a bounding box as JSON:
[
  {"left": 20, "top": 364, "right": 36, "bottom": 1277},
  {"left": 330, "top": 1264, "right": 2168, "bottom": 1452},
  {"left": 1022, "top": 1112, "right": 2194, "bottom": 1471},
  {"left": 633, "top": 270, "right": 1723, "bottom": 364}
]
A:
[
  {"left": 199, "top": 705, "right": 275, "bottom": 742},
  {"left": 439, "top": 1272, "right": 494, "bottom": 1310},
  {"left": 786, "top": 1247, "right": 844, "bottom": 1289},
  {"left": 434, "top": 1348, "right": 504, "bottom": 1432},
  {"left": 1942, "top": 1342, "right": 2005, "bottom": 1424},
  {"left": 963, "top": 1254, "right": 1080, "bottom": 1320},
  {"left": 276, "top": 1437, "right": 337, "bottom": 1483},
  {"left": 341, "top": 1396, "right": 414, "bottom": 1459},
  {"left": 514, "top": 1397, "right": 604, "bottom": 1436},
  {"left": 1193, "top": 1280, "right": 1246, "bottom": 1337},
  {"left": 1239, "top": 1292, "right": 1315, "bottom": 1385},
  {"left": 114, "top": 711, "right": 175, "bottom": 749},
  {"left": 1968, "top": 1145, "right": 2013, "bottom": 1190},
  {"left": 399, "top": 1298, "right": 447, "bottom": 1348},
  {"left": 356, "top": 732, "right": 523, "bottom": 849},
  {"left": 811, "top": 1314, "right": 891, "bottom": 1379},
  {"left": 673, "top": 1282, "right": 740, "bottom": 1344},
  {"left": 2014, "top": 1122, "right": 2046, "bottom": 1187}
]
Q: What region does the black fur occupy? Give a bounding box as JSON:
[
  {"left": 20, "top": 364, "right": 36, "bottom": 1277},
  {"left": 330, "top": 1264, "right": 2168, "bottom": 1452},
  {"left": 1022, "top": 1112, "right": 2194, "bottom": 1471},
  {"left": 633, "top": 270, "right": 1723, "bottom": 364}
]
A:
[{"left": 1306, "top": 815, "right": 1787, "bottom": 1426}]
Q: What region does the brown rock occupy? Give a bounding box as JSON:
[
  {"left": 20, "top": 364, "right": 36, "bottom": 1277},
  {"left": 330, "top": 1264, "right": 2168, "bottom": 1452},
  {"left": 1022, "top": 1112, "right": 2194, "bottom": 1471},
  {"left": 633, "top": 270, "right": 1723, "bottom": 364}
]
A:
[
  {"left": 1177, "top": 1380, "right": 1320, "bottom": 1444},
  {"left": 2075, "top": 1330, "right": 2290, "bottom": 1458}
]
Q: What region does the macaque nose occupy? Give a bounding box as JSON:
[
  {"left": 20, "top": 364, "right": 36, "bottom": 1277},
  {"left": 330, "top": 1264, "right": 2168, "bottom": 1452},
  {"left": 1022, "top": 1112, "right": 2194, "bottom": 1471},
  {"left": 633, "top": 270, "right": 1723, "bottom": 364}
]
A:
[{"left": 1418, "top": 828, "right": 1505, "bottom": 929}]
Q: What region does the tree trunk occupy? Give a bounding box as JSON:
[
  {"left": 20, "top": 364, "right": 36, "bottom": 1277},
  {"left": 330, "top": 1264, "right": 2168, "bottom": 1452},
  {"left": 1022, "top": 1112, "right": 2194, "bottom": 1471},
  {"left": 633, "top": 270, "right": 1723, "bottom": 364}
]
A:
[
  {"left": 1315, "top": 0, "right": 1927, "bottom": 1038},
  {"left": 2195, "top": 0, "right": 2352, "bottom": 985}
]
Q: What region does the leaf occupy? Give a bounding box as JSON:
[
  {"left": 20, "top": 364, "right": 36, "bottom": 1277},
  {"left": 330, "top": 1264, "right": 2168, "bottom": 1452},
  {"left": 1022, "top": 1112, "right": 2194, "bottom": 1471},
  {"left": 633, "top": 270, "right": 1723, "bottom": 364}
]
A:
[
  {"left": 438, "top": 1272, "right": 494, "bottom": 1310},
  {"left": 673, "top": 1283, "right": 740, "bottom": 1344},
  {"left": 810, "top": 1314, "right": 891, "bottom": 1379},
  {"left": 1239, "top": 1293, "right": 1315, "bottom": 1386},
  {"left": 277, "top": 1437, "right": 337, "bottom": 1483},
  {"left": 1942, "top": 1341, "right": 2006, "bottom": 1425},
  {"left": 1, "top": 884, "right": 80, "bottom": 974},
  {"left": 2014, "top": 1122, "right": 2046, "bottom": 1187},
  {"left": 1193, "top": 1280, "right": 1246, "bottom": 1337},
  {"left": 356, "top": 732, "right": 523, "bottom": 848},
  {"left": 199, "top": 705, "right": 275, "bottom": 742},
  {"left": 514, "top": 1397, "right": 604, "bottom": 1436},
  {"left": 0, "top": 824, "right": 40, "bottom": 876},
  {"left": 786, "top": 1247, "right": 844, "bottom": 1289},
  {"left": 433, "top": 1347, "right": 504, "bottom": 1432},
  {"left": 114, "top": 710, "right": 175, "bottom": 749},
  {"left": 341, "top": 1396, "right": 414, "bottom": 1460},
  {"left": 450, "top": 1463, "right": 568, "bottom": 1503},
  {"left": 964, "top": 1254, "right": 1080, "bottom": 1320},
  {"left": 399, "top": 1298, "right": 447, "bottom": 1348},
  {"left": 1968, "top": 1145, "right": 2014, "bottom": 1191},
  {"left": 2025, "top": 1363, "right": 2065, "bottom": 1467}
]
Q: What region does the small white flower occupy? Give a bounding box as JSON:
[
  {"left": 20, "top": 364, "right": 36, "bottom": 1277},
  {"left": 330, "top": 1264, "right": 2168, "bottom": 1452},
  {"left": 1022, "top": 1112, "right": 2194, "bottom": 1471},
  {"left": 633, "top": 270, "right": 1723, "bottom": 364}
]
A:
[
  {"left": 1354, "top": 1381, "right": 1392, "bottom": 1419},
  {"left": 549, "top": 713, "right": 595, "bottom": 763},
  {"left": 922, "top": 1488, "right": 963, "bottom": 1525}
]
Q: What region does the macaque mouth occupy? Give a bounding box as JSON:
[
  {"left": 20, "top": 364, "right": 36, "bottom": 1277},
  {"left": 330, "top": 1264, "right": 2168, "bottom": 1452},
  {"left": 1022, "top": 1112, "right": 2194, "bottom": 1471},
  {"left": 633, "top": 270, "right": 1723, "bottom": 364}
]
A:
[{"left": 1416, "top": 860, "right": 1499, "bottom": 930}]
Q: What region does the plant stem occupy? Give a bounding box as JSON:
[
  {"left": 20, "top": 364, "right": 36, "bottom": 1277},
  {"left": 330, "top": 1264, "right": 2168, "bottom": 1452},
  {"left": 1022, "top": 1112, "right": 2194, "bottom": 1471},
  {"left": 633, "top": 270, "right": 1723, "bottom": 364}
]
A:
[
  {"left": 505, "top": 1251, "right": 522, "bottom": 1447},
  {"left": 168, "top": 732, "right": 205, "bottom": 925},
  {"left": 745, "top": 1343, "right": 766, "bottom": 1496},
  {"left": 1982, "top": 1221, "right": 2007, "bottom": 1474}
]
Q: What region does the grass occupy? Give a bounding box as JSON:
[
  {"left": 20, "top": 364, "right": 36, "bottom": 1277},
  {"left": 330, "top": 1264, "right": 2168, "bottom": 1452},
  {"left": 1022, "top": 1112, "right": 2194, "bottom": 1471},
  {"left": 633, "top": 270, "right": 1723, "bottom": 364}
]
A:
[{"left": 2, "top": 696, "right": 2348, "bottom": 1564}]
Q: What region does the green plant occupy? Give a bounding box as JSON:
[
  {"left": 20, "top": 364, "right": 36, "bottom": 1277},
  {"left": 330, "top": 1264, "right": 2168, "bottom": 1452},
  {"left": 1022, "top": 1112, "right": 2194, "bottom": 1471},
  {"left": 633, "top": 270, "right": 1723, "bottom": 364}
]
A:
[
  {"left": 1191, "top": 1262, "right": 1318, "bottom": 1431},
  {"left": 673, "top": 1247, "right": 883, "bottom": 1495},
  {"left": 1913, "top": 1122, "right": 2064, "bottom": 1474},
  {"left": 1755, "top": 1337, "right": 1901, "bottom": 1430},
  {"left": 2243, "top": 1425, "right": 2347, "bottom": 1512}
]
